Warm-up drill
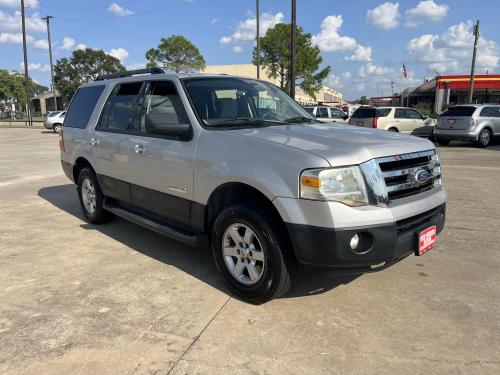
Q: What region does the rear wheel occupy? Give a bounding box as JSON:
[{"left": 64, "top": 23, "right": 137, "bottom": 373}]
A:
[
  {"left": 211, "top": 204, "right": 295, "bottom": 304},
  {"left": 477, "top": 128, "right": 491, "bottom": 148},
  {"left": 388, "top": 127, "right": 398, "bottom": 132},
  {"left": 53, "top": 123, "right": 62, "bottom": 133},
  {"left": 77, "top": 167, "right": 113, "bottom": 224},
  {"left": 436, "top": 139, "right": 450, "bottom": 146}
]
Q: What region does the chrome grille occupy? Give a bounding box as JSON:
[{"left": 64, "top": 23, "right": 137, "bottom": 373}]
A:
[{"left": 375, "top": 150, "right": 441, "bottom": 201}]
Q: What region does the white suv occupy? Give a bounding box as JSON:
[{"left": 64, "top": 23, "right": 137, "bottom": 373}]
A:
[
  {"left": 349, "top": 107, "right": 435, "bottom": 138},
  {"left": 304, "top": 106, "right": 349, "bottom": 124}
]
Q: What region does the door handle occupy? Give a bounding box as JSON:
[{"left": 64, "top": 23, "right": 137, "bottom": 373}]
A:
[
  {"left": 90, "top": 137, "right": 100, "bottom": 146},
  {"left": 134, "top": 144, "right": 145, "bottom": 154}
]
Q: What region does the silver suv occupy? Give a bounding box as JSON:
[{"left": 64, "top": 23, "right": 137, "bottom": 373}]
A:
[
  {"left": 434, "top": 104, "right": 500, "bottom": 147},
  {"left": 60, "top": 69, "right": 446, "bottom": 303}
]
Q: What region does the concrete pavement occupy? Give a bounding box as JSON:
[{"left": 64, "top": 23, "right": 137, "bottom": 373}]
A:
[{"left": 0, "top": 128, "right": 499, "bottom": 374}]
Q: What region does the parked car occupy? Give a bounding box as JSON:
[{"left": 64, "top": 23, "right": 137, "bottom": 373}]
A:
[
  {"left": 44, "top": 111, "right": 66, "bottom": 133},
  {"left": 434, "top": 104, "right": 500, "bottom": 147},
  {"left": 349, "top": 106, "right": 435, "bottom": 138},
  {"left": 60, "top": 69, "right": 446, "bottom": 303},
  {"left": 303, "top": 106, "right": 349, "bottom": 124}
]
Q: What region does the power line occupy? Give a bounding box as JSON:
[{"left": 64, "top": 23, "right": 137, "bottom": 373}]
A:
[{"left": 52, "top": 1, "right": 192, "bottom": 21}]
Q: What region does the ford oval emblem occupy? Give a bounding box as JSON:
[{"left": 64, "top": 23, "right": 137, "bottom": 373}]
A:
[{"left": 414, "top": 169, "right": 430, "bottom": 184}]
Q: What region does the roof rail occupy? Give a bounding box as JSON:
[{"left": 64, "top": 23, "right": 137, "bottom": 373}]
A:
[{"left": 95, "top": 67, "right": 164, "bottom": 81}]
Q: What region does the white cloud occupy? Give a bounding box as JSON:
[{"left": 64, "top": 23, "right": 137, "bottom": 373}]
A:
[
  {"left": 0, "top": 10, "right": 47, "bottom": 33},
  {"left": 232, "top": 45, "right": 243, "bottom": 53},
  {"left": 211, "top": 18, "right": 219, "bottom": 24},
  {"left": 345, "top": 45, "right": 372, "bottom": 62},
  {"left": 407, "top": 21, "right": 499, "bottom": 73},
  {"left": 312, "top": 15, "right": 372, "bottom": 61},
  {"left": 0, "top": 32, "right": 47, "bottom": 49},
  {"left": 61, "top": 36, "right": 75, "bottom": 50},
  {"left": 312, "top": 15, "right": 357, "bottom": 51},
  {"left": 326, "top": 71, "right": 352, "bottom": 89},
  {"left": 367, "top": 2, "right": 400, "bottom": 30},
  {"left": 107, "top": 3, "right": 134, "bottom": 17},
  {"left": 219, "top": 11, "right": 284, "bottom": 45},
  {"left": 358, "top": 63, "right": 395, "bottom": 77},
  {"left": 405, "top": 1, "right": 449, "bottom": 27},
  {"left": 0, "top": 0, "right": 38, "bottom": 8},
  {"left": 107, "top": 47, "right": 129, "bottom": 61},
  {"left": 126, "top": 62, "right": 146, "bottom": 70},
  {"left": 75, "top": 43, "right": 87, "bottom": 50},
  {"left": 20, "top": 61, "right": 50, "bottom": 72}
]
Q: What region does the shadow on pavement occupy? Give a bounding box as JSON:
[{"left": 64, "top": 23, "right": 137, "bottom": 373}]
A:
[
  {"left": 434, "top": 138, "right": 500, "bottom": 150},
  {"left": 38, "top": 183, "right": 359, "bottom": 301}
]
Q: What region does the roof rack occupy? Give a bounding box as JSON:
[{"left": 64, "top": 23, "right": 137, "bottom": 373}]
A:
[{"left": 95, "top": 67, "right": 164, "bottom": 81}]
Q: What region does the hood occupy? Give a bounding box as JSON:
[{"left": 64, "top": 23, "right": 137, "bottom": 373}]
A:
[{"left": 236, "top": 123, "right": 435, "bottom": 166}]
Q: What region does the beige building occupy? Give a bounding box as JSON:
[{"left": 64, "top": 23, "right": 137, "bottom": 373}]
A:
[{"left": 201, "top": 64, "right": 343, "bottom": 106}]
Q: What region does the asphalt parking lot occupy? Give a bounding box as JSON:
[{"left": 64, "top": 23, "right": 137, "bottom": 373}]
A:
[{"left": 1, "top": 128, "right": 499, "bottom": 374}]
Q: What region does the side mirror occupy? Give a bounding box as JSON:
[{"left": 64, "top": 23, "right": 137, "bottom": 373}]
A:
[
  {"left": 423, "top": 115, "right": 428, "bottom": 120},
  {"left": 145, "top": 113, "right": 191, "bottom": 139},
  {"left": 343, "top": 115, "right": 349, "bottom": 120}
]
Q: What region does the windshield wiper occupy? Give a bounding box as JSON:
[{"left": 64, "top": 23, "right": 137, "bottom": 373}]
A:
[
  {"left": 284, "top": 116, "right": 318, "bottom": 124},
  {"left": 206, "top": 117, "right": 277, "bottom": 127}
]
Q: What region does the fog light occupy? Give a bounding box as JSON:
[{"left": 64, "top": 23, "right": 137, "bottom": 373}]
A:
[{"left": 350, "top": 234, "right": 360, "bottom": 250}]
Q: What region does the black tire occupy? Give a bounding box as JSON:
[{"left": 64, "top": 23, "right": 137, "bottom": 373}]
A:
[
  {"left": 436, "top": 139, "right": 450, "bottom": 146},
  {"left": 477, "top": 128, "right": 491, "bottom": 148},
  {"left": 388, "top": 127, "right": 398, "bottom": 132},
  {"left": 77, "top": 167, "right": 114, "bottom": 224},
  {"left": 53, "top": 123, "right": 62, "bottom": 133},
  {"left": 211, "top": 204, "right": 296, "bottom": 304}
]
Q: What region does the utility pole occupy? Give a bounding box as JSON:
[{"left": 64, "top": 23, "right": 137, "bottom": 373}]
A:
[
  {"left": 390, "top": 81, "right": 395, "bottom": 96},
  {"left": 21, "top": 0, "right": 32, "bottom": 126},
  {"left": 42, "top": 15, "right": 57, "bottom": 111},
  {"left": 468, "top": 20, "right": 480, "bottom": 104},
  {"left": 290, "top": 0, "right": 296, "bottom": 99},
  {"left": 256, "top": 0, "right": 260, "bottom": 79}
]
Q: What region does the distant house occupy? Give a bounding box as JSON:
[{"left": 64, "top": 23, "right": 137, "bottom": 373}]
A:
[{"left": 30, "top": 92, "right": 64, "bottom": 116}]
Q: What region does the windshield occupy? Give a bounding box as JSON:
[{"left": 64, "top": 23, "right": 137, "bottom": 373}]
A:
[{"left": 183, "top": 77, "right": 315, "bottom": 127}]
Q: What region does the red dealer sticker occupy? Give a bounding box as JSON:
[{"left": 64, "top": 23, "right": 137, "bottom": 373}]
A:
[{"left": 417, "top": 226, "right": 437, "bottom": 256}]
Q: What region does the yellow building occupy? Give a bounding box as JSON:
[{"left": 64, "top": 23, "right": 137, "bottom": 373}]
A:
[{"left": 201, "top": 64, "right": 343, "bottom": 106}]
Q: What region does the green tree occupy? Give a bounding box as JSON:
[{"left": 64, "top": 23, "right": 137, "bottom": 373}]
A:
[
  {"left": 359, "top": 96, "right": 369, "bottom": 105},
  {"left": 54, "top": 48, "right": 125, "bottom": 101},
  {"left": 253, "top": 23, "right": 331, "bottom": 99},
  {"left": 146, "top": 35, "right": 206, "bottom": 73},
  {"left": 0, "top": 69, "right": 47, "bottom": 109}
]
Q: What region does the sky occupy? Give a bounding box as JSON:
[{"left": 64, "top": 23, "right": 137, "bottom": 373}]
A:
[{"left": 0, "top": 0, "right": 499, "bottom": 100}]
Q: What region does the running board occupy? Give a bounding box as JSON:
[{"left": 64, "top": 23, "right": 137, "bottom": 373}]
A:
[{"left": 103, "top": 199, "right": 208, "bottom": 247}]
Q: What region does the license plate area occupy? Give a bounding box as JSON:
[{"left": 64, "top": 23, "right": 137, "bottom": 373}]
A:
[
  {"left": 416, "top": 226, "right": 437, "bottom": 256},
  {"left": 356, "top": 121, "right": 364, "bottom": 126}
]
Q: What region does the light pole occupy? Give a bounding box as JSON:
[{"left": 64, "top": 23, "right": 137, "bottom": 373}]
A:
[
  {"left": 290, "top": 0, "right": 296, "bottom": 99},
  {"left": 21, "top": 0, "right": 32, "bottom": 126},
  {"left": 256, "top": 0, "right": 260, "bottom": 79},
  {"left": 42, "top": 15, "right": 57, "bottom": 111},
  {"left": 468, "top": 20, "right": 480, "bottom": 104}
]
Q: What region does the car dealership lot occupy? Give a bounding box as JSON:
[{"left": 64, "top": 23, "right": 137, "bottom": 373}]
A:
[{"left": 0, "top": 128, "right": 499, "bottom": 374}]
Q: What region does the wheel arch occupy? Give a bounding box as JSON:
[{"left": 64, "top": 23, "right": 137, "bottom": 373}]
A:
[{"left": 72, "top": 157, "right": 95, "bottom": 182}]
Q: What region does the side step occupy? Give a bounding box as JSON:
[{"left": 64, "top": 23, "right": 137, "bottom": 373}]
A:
[{"left": 103, "top": 199, "right": 208, "bottom": 247}]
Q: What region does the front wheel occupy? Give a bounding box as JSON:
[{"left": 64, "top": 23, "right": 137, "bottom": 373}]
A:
[
  {"left": 53, "top": 123, "right": 62, "bottom": 133},
  {"left": 211, "top": 205, "right": 295, "bottom": 304},
  {"left": 477, "top": 128, "right": 491, "bottom": 148}
]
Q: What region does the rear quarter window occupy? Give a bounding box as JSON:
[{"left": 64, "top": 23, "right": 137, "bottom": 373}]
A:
[
  {"left": 64, "top": 85, "right": 105, "bottom": 129},
  {"left": 441, "top": 106, "right": 476, "bottom": 117}
]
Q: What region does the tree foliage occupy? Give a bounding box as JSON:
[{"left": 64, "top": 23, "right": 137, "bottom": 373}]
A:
[
  {"left": 359, "top": 96, "right": 369, "bottom": 105},
  {"left": 0, "top": 69, "right": 47, "bottom": 109},
  {"left": 252, "top": 23, "right": 331, "bottom": 99},
  {"left": 54, "top": 48, "right": 125, "bottom": 100},
  {"left": 146, "top": 35, "right": 206, "bottom": 73}
]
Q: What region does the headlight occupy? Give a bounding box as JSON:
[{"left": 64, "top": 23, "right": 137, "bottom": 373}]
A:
[{"left": 300, "top": 166, "right": 369, "bottom": 206}]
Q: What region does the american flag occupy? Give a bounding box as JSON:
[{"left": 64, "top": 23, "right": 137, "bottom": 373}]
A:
[{"left": 402, "top": 64, "right": 408, "bottom": 79}]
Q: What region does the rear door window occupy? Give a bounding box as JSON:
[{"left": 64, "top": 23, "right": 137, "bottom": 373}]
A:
[
  {"left": 99, "top": 82, "right": 143, "bottom": 131},
  {"left": 376, "top": 108, "right": 391, "bottom": 117},
  {"left": 317, "top": 107, "right": 329, "bottom": 118},
  {"left": 64, "top": 85, "right": 105, "bottom": 129},
  {"left": 441, "top": 106, "right": 477, "bottom": 117},
  {"left": 394, "top": 108, "right": 407, "bottom": 119},
  {"left": 304, "top": 107, "right": 314, "bottom": 115}
]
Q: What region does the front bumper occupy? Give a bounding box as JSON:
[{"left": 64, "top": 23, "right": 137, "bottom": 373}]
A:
[
  {"left": 43, "top": 121, "right": 53, "bottom": 130},
  {"left": 286, "top": 204, "right": 446, "bottom": 268},
  {"left": 434, "top": 127, "right": 479, "bottom": 141}
]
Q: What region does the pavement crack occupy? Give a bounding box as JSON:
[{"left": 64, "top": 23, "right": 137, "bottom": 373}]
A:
[{"left": 166, "top": 295, "right": 232, "bottom": 374}]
